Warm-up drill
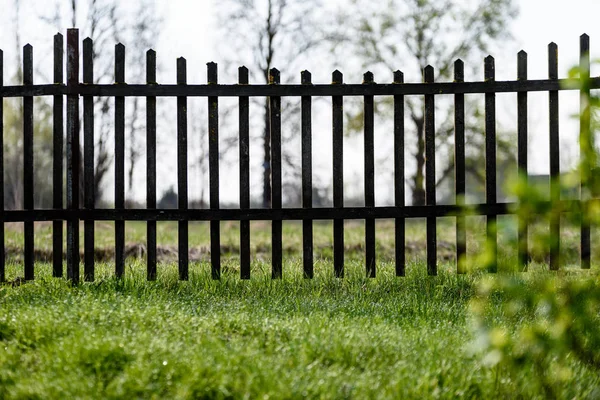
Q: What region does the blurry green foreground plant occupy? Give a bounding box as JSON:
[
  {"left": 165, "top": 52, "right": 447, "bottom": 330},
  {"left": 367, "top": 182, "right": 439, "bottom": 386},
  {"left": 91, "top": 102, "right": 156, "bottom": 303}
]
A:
[
  {"left": 471, "top": 58, "right": 600, "bottom": 397},
  {"left": 471, "top": 274, "right": 600, "bottom": 398}
]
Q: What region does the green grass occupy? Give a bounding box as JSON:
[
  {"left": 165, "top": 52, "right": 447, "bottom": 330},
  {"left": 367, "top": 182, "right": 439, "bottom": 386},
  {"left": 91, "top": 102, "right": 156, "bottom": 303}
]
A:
[{"left": 1, "top": 221, "right": 599, "bottom": 398}]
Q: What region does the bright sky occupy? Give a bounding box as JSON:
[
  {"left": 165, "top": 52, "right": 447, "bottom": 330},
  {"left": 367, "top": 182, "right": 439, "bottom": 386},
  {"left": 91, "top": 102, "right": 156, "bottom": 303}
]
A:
[{"left": 1, "top": 0, "right": 600, "bottom": 204}]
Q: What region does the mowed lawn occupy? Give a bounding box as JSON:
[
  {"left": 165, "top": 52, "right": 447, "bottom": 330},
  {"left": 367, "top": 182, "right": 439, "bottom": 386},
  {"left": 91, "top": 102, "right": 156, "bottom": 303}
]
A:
[{"left": 1, "top": 220, "right": 599, "bottom": 399}]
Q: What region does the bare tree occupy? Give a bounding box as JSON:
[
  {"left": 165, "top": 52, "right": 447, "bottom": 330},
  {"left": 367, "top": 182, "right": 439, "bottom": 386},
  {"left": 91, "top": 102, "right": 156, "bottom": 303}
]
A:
[
  {"left": 336, "top": 0, "right": 518, "bottom": 205},
  {"left": 217, "top": 0, "right": 328, "bottom": 207},
  {"left": 42, "top": 0, "right": 161, "bottom": 205}
]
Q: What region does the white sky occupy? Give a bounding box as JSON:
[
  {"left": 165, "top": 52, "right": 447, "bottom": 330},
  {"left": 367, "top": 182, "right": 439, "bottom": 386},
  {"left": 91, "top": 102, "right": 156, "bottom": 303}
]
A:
[{"left": 1, "top": 0, "right": 600, "bottom": 204}]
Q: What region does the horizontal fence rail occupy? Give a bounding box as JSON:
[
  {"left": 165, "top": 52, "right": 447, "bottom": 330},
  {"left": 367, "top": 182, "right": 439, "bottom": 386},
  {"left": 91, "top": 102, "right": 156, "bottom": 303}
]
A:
[{"left": 0, "top": 29, "right": 598, "bottom": 283}]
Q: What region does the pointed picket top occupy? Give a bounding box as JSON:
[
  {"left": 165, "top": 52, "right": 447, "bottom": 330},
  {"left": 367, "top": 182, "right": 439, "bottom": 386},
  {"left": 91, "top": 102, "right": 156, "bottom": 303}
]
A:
[
  {"left": 115, "top": 42, "right": 125, "bottom": 52},
  {"left": 301, "top": 70, "right": 312, "bottom": 84},
  {"left": 581, "top": 33, "right": 590, "bottom": 42},
  {"left": 484, "top": 56, "right": 495, "bottom": 81},
  {"left": 207, "top": 62, "right": 218, "bottom": 84},
  {"left": 517, "top": 50, "right": 527, "bottom": 80},
  {"left": 238, "top": 66, "right": 248, "bottom": 84},
  {"left": 393, "top": 70, "right": 403, "bottom": 83},
  {"left": 363, "top": 71, "right": 374, "bottom": 84},
  {"left": 23, "top": 44, "right": 33, "bottom": 85},
  {"left": 146, "top": 50, "right": 156, "bottom": 84},
  {"left": 269, "top": 68, "right": 280, "bottom": 84},
  {"left": 82, "top": 38, "right": 93, "bottom": 83},
  {"left": 55, "top": 32, "right": 63, "bottom": 38},
  {"left": 548, "top": 43, "right": 558, "bottom": 79},
  {"left": 423, "top": 65, "right": 434, "bottom": 83},
  {"left": 176, "top": 57, "right": 186, "bottom": 84},
  {"left": 454, "top": 59, "right": 464, "bottom": 82},
  {"left": 332, "top": 69, "right": 343, "bottom": 84}
]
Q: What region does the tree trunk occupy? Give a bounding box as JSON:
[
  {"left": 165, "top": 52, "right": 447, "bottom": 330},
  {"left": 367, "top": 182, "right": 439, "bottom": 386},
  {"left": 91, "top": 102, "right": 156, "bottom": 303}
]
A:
[{"left": 412, "top": 115, "right": 426, "bottom": 206}]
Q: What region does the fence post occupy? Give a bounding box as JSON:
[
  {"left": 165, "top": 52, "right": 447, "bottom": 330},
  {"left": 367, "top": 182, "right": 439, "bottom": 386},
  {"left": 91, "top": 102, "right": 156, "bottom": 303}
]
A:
[
  {"left": 580, "top": 33, "right": 591, "bottom": 270},
  {"left": 239, "top": 66, "right": 251, "bottom": 280},
  {"left": 66, "top": 29, "right": 80, "bottom": 284},
  {"left": 517, "top": 50, "right": 529, "bottom": 270},
  {"left": 332, "top": 70, "right": 344, "bottom": 278},
  {"left": 53, "top": 33, "right": 64, "bottom": 278},
  {"left": 454, "top": 60, "right": 466, "bottom": 274},
  {"left": 301, "top": 70, "right": 314, "bottom": 279},
  {"left": 23, "top": 44, "right": 34, "bottom": 281},
  {"left": 548, "top": 43, "right": 560, "bottom": 271},
  {"left": 394, "top": 70, "right": 405, "bottom": 277},
  {"left": 83, "top": 37, "right": 95, "bottom": 281},
  {"left": 484, "top": 56, "right": 497, "bottom": 273},
  {"left": 424, "top": 65, "right": 437, "bottom": 276},
  {"left": 208, "top": 62, "right": 221, "bottom": 280}
]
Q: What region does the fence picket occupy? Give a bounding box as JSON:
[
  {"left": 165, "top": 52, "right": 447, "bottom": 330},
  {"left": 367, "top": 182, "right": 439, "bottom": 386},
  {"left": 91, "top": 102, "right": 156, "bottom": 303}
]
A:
[
  {"left": 208, "top": 62, "right": 221, "bottom": 279},
  {"left": 517, "top": 50, "right": 529, "bottom": 270},
  {"left": 485, "top": 56, "right": 497, "bottom": 273},
  {"left": 549, "top": 43, "right": 560, "bottom": 270},
  {"left": 332, "top": 70, "right": 344, "bottom": 278},
  {"left": 393, "top": 70, "right": 405, "bottom": 277},
  {"left": 53, "top": 34, "right": 63, "bottom": 278},
  {"left": 115, "top": 43, "right": 126, "bottom": 278},
  {"left": 580, "top": 34, "right": 591, "bottom": 270},
  {"left": 177, "top": 57, "right": 189, "bottom": 280},
  {"left": 83, "top": 38, "right": 95, "bottom": 281},
  {"left": 146, "top": 49, "right": 157, "bottom": 280},
  {"left": 301, "top": 70, "right": 313, "bottom": 279},
  {"left": 364, "top": 71, "right": 376, "bottom": 277},
  {"left": 454, "top": 60, "right": 466, "bottom": 274},
  {"left": 270, "top": 68, "right": 282, "bottom": 279},
  {"left": 424, "top": 65, "right": 437, "bottom": 276},
  {"left": 23, "top": 44, "right": 34, "bottom": 281},
  {"left": 239, "top": 66, "right": 251, "bottom": 279},
  {"left": 66, "top": 29, "right": 80, "bottom": 284}
]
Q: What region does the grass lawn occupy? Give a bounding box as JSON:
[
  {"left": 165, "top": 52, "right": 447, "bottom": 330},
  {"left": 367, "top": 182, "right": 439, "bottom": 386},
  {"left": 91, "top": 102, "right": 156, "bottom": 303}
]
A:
[{"left": 1, "top": 220, "right": 599, "bottom": 399}]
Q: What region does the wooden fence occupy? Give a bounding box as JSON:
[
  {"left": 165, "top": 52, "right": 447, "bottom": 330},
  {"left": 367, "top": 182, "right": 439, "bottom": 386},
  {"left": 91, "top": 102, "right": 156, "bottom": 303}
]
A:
[{"left": 1, "top": 29, "right": 599, "bottom": 283}]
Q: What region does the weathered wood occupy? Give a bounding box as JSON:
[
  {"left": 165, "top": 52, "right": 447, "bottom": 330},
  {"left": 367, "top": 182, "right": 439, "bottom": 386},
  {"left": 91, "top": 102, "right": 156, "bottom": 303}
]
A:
[
  {"left": 52, "top": 34, "right": 63, "bottom": 278},
  {"left": 23, "top": 44, "right": 34, "bottom": 281},
  {"left": 146, "top": 49, "right": 157, "bottom": 281},
  {"left": 208, "top": 62, "right": 221, "bottom": 279},
  {"left": 454, "top": 60, "right": 466, "bottom": 274},
  {"left": 393, "top": 70, "right": 405, "bottom": 277},
  {"left": 115, "top": 43, "right": 125, "bottom": 278},
  {"left": 301, "top": 70, "right": 313, "bottom": 279},
  {"left": 270, "top": 68, "right": 282, "bottom": 279},
  {"left": 517, "top": 50, "right": 529, "bottom": 270},
  {"left": 83, "top": 38, "right": 95, "bottom": 281},
  {"left": 549, "top": 43, "right": 560, "bottom": 271},
  {"left": 66, "top": 29, "right": 80, "bottom": 284},
  {"left": 424, "top": 65, "right": 437, "bottom": 276},
  {"left": 485, "top": 56, "right": 497, "bottom": 273},
  {"left": 332, "top": 70, "right": 344, "bottom": 278},
  {"left": 239, "top": 66, "right": 250, "bottom": 279},
  {"left": 177, "top": 57, "right": 188, "bottom": 280}
]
